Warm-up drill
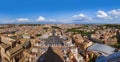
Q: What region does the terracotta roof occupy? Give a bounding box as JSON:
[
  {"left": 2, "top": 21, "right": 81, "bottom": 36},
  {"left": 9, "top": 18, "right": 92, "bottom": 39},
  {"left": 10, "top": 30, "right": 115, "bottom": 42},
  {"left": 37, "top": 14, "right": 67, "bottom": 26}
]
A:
[
  {"left": 0, "top": 43, "right": 10, "bottom": 49},
  {"left": 2, "top": 58, "right": 9, "bottom": 62},
  {"left": 7, "top": 44, "right": 23, "bottom": 56},
  {"left": 24, "top": 49, "right": 32, "bottom": 54}
]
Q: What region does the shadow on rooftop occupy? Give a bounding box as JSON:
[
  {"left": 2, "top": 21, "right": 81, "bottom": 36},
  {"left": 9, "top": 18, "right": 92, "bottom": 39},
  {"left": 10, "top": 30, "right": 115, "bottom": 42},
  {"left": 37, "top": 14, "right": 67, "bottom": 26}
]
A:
[{"left": 37, "top": 47, "right": 64, "bottom": 62}]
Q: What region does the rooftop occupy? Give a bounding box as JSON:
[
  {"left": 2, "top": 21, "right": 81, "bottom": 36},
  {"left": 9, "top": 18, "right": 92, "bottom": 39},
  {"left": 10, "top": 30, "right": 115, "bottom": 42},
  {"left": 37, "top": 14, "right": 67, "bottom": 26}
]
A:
[
  {"left": 7, "top": 44, "right": 23, "bottom": 56},
  {"left": 37, "top": 47, "right": 64, "bottom": 62},
  {"left": 87, "top": 43, "right": 116, "bottom": 56}
]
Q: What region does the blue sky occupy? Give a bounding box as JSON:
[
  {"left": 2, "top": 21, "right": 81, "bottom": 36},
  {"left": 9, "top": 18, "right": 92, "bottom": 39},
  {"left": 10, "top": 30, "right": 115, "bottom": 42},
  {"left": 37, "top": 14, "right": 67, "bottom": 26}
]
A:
[{"left": 0, "top": 0, "right": 120, "bottom": 24}]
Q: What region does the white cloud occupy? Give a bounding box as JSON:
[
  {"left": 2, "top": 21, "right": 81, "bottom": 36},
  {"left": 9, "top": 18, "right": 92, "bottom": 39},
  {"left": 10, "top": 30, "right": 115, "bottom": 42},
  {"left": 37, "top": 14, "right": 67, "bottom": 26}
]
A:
[
  {"left": 2, "top": 20, "right": 15, "bottom": 23},
  {"left": 48, "top": 19, "right": 56, "bottom": 22},
  {"left": 3, "top": 9, "right": 119, "bottom": 24},
  {"left": 97, "top": 10, "right": 112, "bottom": 19},
  {"left": 73, "top": 13, "right": 93, "bottom": 21},
  {"left": 108, "top": 9, "right": 120, "bottom": 18},
  {"left": 48, "top": 19, "right": 72, "bottom": 23},
  {"left": 73, "top": 14, "right": 86, "bottom": 18},
  {"left": 16, "top": 18, "right": 29, "bottom": 22},
  {"left": 36, "top": 16, "right": 46, "bottom": 21}
]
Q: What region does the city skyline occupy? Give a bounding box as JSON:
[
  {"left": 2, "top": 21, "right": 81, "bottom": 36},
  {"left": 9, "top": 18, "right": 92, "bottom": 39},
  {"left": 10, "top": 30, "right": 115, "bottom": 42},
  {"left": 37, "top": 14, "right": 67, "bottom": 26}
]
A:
[{"left": 0, "top": 0, "right": 120, "bottom": 24}]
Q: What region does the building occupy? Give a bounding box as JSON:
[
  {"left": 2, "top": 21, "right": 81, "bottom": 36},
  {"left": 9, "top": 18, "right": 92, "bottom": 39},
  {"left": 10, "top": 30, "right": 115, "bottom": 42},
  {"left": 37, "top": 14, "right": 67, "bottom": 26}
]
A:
[
  {"left": 37, "top": 47, "right": 64, "bottom": 62},
  {"left": 0, "top": 44, "right": 24, "bottom": 62},
  {"left": 87, "top": 43, "right": 118, "bottom": 56},
  {"left": 1, "top": 36, "right": 16, "bottom": 47},
  {"left": 70, "top": 47, "right": 84, "bottom": 62},
  {"left": 0, "top": 43, "right": 11, "bottom": 59}
]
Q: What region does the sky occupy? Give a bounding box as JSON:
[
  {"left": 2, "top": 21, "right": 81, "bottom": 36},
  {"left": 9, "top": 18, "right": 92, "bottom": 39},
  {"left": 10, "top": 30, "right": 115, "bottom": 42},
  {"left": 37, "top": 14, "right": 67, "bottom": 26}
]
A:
[{"left": 0, "top": 0, "right": 120, "bottom": 24}]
